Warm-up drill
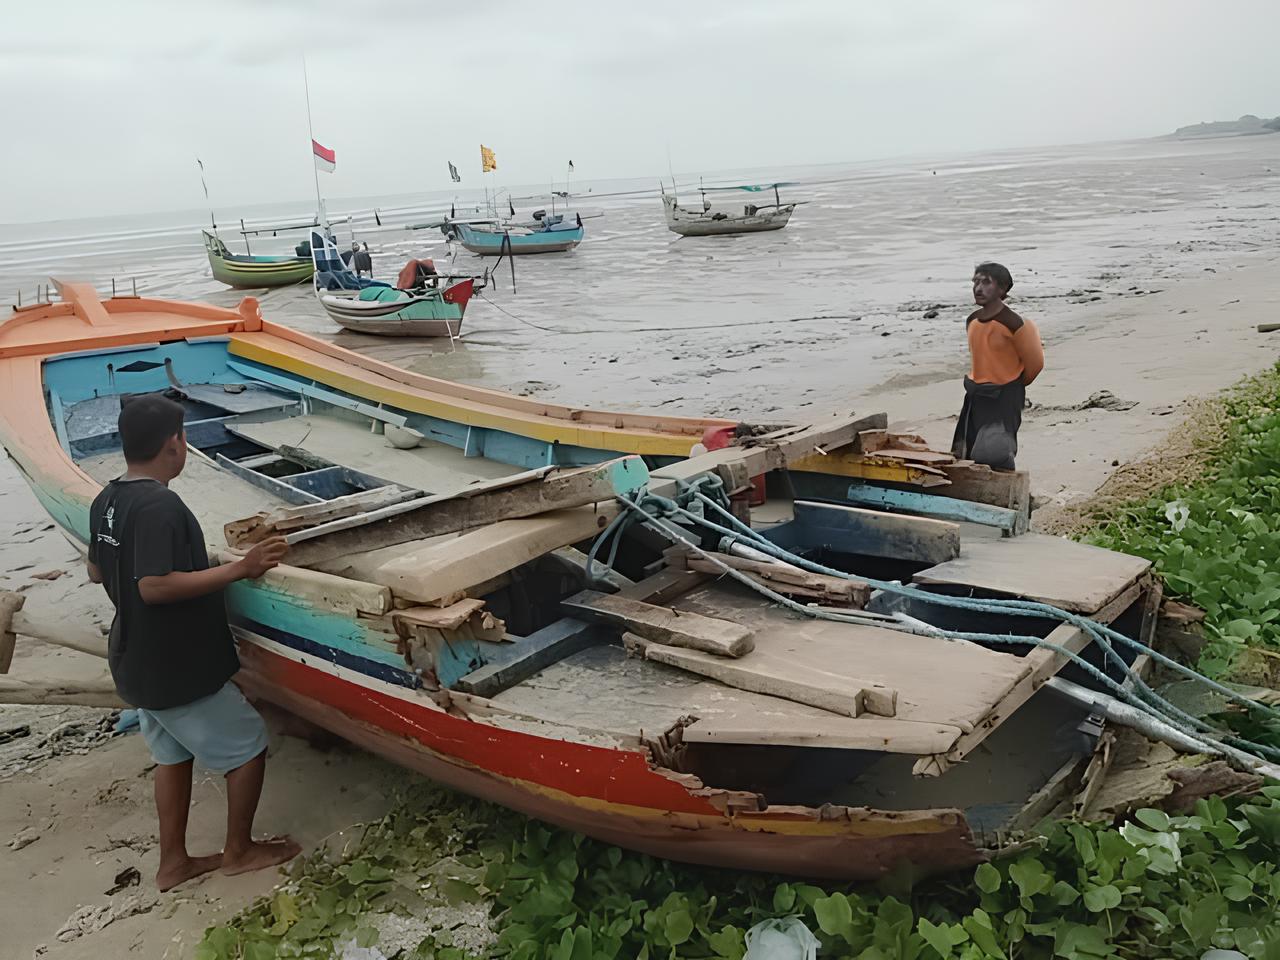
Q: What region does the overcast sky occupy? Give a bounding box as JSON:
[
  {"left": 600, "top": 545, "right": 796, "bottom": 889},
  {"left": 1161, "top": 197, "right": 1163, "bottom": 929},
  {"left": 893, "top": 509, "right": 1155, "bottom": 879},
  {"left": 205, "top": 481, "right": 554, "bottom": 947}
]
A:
[{"left": 2, "top": 0, "right": 1277, "bottom": 224}]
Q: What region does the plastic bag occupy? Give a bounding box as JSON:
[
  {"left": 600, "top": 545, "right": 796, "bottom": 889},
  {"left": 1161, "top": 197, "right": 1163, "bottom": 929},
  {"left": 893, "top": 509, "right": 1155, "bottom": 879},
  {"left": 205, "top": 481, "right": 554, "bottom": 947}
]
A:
[{"left": 743, "top": 917, "right": 819, "bottom": 960}]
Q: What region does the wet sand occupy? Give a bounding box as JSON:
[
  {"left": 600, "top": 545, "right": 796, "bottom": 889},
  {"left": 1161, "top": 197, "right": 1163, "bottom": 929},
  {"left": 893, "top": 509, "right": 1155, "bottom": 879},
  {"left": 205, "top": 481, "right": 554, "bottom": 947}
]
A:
[{"left": 2, "top": 135, "right": 1279, "bottom": 957}]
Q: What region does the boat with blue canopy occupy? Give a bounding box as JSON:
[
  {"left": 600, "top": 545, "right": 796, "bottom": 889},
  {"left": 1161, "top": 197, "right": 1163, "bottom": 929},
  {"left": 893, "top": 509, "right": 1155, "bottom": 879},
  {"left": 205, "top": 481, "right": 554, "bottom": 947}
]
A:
[{"left": 662, "top": 181, "right": 801, "bottom": 237}]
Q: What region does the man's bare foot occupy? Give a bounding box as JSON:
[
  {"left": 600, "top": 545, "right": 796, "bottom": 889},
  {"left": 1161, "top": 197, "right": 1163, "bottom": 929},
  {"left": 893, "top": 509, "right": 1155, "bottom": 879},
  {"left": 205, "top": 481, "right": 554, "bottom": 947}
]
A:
[
  {"left": 222, "top": 837, "right": 301, "bottom": 877},
  {"left": 156, "top": 853, "right": 223, "bottom": 892}
]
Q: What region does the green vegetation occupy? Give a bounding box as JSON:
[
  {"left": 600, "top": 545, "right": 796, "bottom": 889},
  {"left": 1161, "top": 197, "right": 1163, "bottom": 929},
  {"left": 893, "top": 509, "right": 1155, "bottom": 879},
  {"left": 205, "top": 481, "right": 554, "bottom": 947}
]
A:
[
  {"left": 1089, "top": 365, "right": 1280, "bottom": 680},
  {"left": 198, "top": 785, "right": 1280, "bottom": 959},
  {"left": 198, "top": 366, "right": 1280, "bottom": 959}
]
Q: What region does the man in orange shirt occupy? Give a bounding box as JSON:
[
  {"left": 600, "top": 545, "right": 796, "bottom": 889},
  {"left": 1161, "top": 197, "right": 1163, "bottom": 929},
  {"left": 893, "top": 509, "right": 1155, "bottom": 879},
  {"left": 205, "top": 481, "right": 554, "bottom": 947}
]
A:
[{"left": 951, "top": 262, "right": 1044, "bottom": 471}]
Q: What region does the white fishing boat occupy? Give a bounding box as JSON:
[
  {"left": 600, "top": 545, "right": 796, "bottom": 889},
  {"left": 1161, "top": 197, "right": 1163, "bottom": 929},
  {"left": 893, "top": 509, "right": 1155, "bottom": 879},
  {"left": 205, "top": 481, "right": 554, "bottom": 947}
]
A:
[{"left": 661, "top": 181, "right": 800, "bottom": 237}]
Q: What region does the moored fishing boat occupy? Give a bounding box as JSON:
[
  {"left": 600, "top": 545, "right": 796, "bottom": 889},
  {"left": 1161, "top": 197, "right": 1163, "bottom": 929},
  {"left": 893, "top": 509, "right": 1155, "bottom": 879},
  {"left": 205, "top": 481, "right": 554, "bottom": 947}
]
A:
[
  {"left": 662, "top": 182, "right": 799, "bottom": 237},
  {"left": 203, "top": 231, "right": 315, "bottom": 289},
  {"left": 310, "top": 232, "right": 481, "bottom": 338},
  {"left": 451, "top": 217, "right": 584, "bottom": 255},
  {"left": 2, "top": 281, "right": 1176, "bottom": 880}
]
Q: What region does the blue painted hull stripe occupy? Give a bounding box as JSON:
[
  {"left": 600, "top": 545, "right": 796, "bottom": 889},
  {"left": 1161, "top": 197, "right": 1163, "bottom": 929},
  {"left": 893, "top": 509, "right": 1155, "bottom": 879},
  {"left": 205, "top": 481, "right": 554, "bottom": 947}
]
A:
[{"left": 234, "top": 616, "right": 420, "bottom": 689}]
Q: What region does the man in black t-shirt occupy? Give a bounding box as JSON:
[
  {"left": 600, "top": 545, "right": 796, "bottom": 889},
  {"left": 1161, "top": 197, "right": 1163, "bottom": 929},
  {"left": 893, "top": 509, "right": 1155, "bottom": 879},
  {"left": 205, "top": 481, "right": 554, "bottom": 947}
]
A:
[{"left": 87, "top": 394, "right": 300, "bottom": 891}]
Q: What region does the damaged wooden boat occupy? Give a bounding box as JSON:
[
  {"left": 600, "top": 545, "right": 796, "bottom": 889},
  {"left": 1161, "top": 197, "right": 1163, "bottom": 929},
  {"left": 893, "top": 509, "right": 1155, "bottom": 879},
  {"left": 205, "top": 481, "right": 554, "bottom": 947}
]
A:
[{"left": 0, "top": 281, "right": 1161, "bottom": 880}]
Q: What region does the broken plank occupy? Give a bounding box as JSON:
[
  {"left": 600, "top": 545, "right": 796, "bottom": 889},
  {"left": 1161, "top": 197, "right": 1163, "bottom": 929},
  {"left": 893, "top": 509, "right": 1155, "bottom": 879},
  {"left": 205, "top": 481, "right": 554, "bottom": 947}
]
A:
[
  {"left": 681, "top": 716, "right": 962, "bottom": 755},
  {"left": 625, "top": 633, "right": 897, "bottom": 718},
  {"left": 393, "top": 598, "right": 490, "bottom": 633},
  {"left": 787, "top": 500, "right": 961, "bottom": 566},
  {"left": 844, "top": 483, "right": 1019, "bottom": 534},
  {"left": 263, "top": 457, "right": 647, "bottom": 568},
  {"left": 454, "top": 619, "right": 608, "bottom": 698},
  {"left": 855, "top": 429, "right": 889, "bottom": 453},
  {"left": 563, "top": 589, "right": 755, "bottom": 658},
  {"left": 936, "top": 462, "right": 1031, "bottom": 533}
]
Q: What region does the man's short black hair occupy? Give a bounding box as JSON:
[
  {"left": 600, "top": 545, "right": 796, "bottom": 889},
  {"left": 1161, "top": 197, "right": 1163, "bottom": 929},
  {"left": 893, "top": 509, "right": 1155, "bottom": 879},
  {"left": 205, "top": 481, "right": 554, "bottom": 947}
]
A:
[
  {"left": 118, "top": 394, "right": 185, "bottom": 463},
  {"left": 973, "top": 262, "right": 1013, "bottom": 295}
]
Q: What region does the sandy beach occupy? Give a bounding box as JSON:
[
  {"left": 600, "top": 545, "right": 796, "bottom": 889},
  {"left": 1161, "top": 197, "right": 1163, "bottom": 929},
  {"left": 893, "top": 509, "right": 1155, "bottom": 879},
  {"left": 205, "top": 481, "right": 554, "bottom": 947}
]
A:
[{"left": 2, "top": 136, "right": 1279, "bottom": 958}]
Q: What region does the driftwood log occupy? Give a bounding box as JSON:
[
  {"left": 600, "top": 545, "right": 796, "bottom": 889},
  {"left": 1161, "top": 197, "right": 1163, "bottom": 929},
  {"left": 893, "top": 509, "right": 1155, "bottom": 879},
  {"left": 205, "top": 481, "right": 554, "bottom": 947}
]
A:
[{"left": 0, "top": 590, "right": 121, "bottom": 707}]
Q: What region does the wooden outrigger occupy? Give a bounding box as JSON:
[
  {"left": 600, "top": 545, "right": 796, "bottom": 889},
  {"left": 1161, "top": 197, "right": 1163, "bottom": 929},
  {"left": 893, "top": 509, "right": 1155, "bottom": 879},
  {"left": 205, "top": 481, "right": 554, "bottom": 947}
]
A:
[{"left": 0, "top": 281, "right": 1160, "bottom": 880}]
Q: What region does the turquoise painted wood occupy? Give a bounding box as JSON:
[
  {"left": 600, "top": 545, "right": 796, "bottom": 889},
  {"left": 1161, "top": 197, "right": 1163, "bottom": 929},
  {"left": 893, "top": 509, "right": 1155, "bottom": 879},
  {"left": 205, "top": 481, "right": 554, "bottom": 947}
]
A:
[
  {"left": 42, "top": 340, "right": 239, "bottom": 403},
  {"left": 225, "top": 580, "right": 405, "bottom": 671},
  {"left": 844, "top": 483, "right": 1018, "bottom": 534},
  {"left": 225, "top": 360, "right": 408, "bottom": 427},
  {"left": 763, "top": 500, "right": 961, "bottom": 565}
]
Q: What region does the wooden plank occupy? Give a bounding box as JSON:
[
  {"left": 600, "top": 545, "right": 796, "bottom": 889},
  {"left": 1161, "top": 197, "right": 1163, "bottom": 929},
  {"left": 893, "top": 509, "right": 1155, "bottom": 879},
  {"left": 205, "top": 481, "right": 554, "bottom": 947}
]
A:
[
  {"left": 261, "top": 457, "right": 647, "bottom": 569},
  {"left": 563, "top": 590, "right": 755, "bottom": 658},
  {"left": 678, "top": 551, "right": 870, "bottom": 606},
  {"left": 855, "top": 429, "right": 889, "bottom": 453},
  {"left": 681, "top": 716, "right": 962, "bottom": 754},
  {"left": 393, "top": 598, "right": 490, "bottom": 633},
  {"left": 936, "top": 462, "right": 1032, "bottom": 534},
  {"left": 912, "top": 576, "right": 1147, "bottom": 777},
  {"left": 454, "top": 619, "right": 607, "bottom": 698},
  {"left": 225, "top": 484, "right": 418, "bottom": 546},
  {"left": 320, "top": 507, "right": 614, "bottom": 604},
  {"left": 0, "top": 675, "right": 125, "bottom": 708},
  {"left": 626, "top": 633, "right": 897, "bottom": 718},
  {"left": 844, "top": 482, "right": 1019, "bottom": 534},
  {"left": 225, "top": 358, "right": 409, "bottom": 426},
  {"left": 215, "top": 453, "right": 322, "bottom": 507},
  {"left": 912, "top": 533, "right": 1152, "bottom": 614},
  {"left": 789, "top": 500, "right": 961, "bottom": 565}
]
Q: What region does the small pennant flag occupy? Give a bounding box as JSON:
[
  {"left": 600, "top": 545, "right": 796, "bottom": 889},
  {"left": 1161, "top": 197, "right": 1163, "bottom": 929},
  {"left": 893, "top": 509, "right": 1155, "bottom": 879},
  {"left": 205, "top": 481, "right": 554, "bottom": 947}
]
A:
[
  {"left": 568, "top": 160, "right": 574, "bottom": 173},
  {"left": 196, "top": 158, "right": 209, "bottom": 199},
  {"left": 480, "top": 144, "right": 497, "bottom": 173},
  {"left": 312, "top": 139, "right": 336, "bottom": 173},
  {"left": 448, "top": 161, "right": 461, "bottom": 183}
]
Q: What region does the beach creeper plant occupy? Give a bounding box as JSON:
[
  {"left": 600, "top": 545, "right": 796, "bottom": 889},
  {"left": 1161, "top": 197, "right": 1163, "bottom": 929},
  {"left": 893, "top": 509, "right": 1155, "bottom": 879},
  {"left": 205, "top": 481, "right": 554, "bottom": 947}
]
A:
[{"left": 198, "top": 784, "right": 1280, "bottom": 959}]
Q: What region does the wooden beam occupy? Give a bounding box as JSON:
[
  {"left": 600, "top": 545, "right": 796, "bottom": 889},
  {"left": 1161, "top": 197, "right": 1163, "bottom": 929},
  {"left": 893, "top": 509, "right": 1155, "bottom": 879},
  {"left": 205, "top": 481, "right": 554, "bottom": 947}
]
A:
[
  {"left": 454, "top": 618, "right": 607, "bottom": 698},
  {"left": 626, "top": 633, "right": 897, "bottom": 718},
  {"left": 0, "top": 676, "right": 125, "bottom": 708},
  {"left": 788, "top": 500, "right": 961, "bottom": 565},
  {"left": 224, "top": 484, "right": 415, "bottom": 545},
  {"left": 254, "top": 457, "right": 648, "bottom": 569},
  {"left": 545, "top": 546, "right": 636, "bottom": 593},
  {"left": 913, "top": 576, "right": 1147, "bottom": 777},
  {"left": 0, "top": 591, "right": 22, "bottom": 673},
  {"left": 562, "top": 590, "right": 755, "bottom": 658},
  {"left": 936, "top": 462, "right": 1031, "bottom": 533},
  {"left": 681, "top": 716, "right": 962, "bottom": 755},
  {"left": 843, "top": 483, "right": 1019, "bottom": 535}
]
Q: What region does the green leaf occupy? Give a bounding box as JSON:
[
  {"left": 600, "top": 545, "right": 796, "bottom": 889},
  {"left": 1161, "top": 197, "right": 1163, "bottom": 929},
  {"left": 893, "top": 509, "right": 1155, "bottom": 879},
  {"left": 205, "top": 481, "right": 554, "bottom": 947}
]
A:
[
  {"left": 1051, "top": 881, "right": 1080, "bottom": 905},
  {"left": 1134, "top": 808, "right": 1171, "bottom": 832},
  {"left": 814, "top": 893, "right": 854, "bottom": 937},
  {"left": 441, "top": 878, "right": 481, "bottom": 905},
  {"left": 244, "top": 943, "right": 277, "bottom": 960},
  {"left": 354, "top": 926, "right": 379, "bottom": 948},
  {"left": 961, "top": 911, "right": 1006, "bottom": 960},
  {"left": 974, "top": 862, "right": 1002, "bottom": 894},
  {"left": 707, "top": 925, "right": 745, "bottom": 960},
  {"left": 1181, "top": 894, "right": 1225, "bottom": 947},
  {"left": 773, "top": 882, "right": 796, "bottom": 913},
  {"left": 918, "top": 918, "right": 957, "bottom": 959},
  {"left": 1081, "top": 884, "right": 1121, "bottom": 912},
  {"left": 1008, "top": 858, "right": 1051, "bottom": 899},
  {"left": 664, "top": 909, "right": 694, "bottom": 946}
]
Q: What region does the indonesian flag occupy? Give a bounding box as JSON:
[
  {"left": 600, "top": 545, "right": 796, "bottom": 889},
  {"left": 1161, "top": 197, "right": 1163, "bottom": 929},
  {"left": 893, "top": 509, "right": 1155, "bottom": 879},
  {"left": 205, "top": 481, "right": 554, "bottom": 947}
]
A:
[{"left": 312, "top": 139, "right": 335, "bottom": 173}]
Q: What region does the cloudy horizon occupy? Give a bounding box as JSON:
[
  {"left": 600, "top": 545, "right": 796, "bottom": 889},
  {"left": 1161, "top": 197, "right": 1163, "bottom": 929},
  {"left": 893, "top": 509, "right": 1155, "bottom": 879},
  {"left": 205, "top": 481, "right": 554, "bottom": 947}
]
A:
[{"left": 2, "top": 0, "right": 1277, "bottom": 225}]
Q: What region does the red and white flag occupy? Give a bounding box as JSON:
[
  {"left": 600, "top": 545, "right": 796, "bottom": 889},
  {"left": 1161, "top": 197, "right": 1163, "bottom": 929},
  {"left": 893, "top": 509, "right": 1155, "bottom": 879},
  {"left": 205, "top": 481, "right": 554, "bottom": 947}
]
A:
[{"left": 312, "top": 139, "right": 335, "bottom": 173}]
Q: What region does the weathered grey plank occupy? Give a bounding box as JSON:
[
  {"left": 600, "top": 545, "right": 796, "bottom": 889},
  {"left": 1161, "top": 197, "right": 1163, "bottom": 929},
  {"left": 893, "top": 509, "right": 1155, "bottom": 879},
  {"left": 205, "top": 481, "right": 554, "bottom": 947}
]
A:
[{"left": 562, "top": 589, "right": 755, "bottom": 658}]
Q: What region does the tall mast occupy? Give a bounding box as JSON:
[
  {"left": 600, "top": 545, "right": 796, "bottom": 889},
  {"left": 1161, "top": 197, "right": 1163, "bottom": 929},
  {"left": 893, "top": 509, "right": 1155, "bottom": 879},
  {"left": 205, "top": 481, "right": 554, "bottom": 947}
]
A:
[{"left": 303, "top": 58, "right": 327, "bottom": 230}]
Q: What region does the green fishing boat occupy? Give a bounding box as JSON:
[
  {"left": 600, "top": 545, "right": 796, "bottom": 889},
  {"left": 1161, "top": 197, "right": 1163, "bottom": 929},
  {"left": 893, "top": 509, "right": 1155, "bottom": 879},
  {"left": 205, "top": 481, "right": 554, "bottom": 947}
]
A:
[{"left": 203, "top": 231, "right": 315, "bottom": 289}]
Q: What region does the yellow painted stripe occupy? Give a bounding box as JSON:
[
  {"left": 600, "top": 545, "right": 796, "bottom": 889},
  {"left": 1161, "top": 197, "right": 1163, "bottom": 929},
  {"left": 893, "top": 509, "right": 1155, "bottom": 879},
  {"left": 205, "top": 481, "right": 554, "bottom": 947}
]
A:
[
  {"left": 228, "top": 336, "right": 701, "bottom": 457},
  {"left": 792, "top": 451, "right": 939, "bottom": 485},
  {"left": 516, "top": 778, "right": 959, "bottom": 839}
]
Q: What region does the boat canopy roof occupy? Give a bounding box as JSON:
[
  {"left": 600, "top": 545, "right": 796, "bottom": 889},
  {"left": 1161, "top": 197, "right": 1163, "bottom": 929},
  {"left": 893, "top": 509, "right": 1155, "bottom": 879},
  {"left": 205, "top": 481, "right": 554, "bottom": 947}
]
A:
[{"left": 699, "top": 181, "right": 798, "bottom": 192}]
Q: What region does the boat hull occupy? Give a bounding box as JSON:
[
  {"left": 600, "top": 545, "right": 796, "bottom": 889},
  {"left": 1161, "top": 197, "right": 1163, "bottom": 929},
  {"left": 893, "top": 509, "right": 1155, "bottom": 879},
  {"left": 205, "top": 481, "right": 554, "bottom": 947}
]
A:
[
  {"left": 319, "top": 293, "right": 464, "bottom": 338},
  {"left": 456, "top": 223, "right": 584, "bottom": 256},
  {"left": 208, "top": 250, "right": 315, "bottom": 289},
  {"left": 663, "top": 197, "right": 795, "bottom": 237},
  {"left": 235, "top": 634, "right": 982, "bottom": 881}
]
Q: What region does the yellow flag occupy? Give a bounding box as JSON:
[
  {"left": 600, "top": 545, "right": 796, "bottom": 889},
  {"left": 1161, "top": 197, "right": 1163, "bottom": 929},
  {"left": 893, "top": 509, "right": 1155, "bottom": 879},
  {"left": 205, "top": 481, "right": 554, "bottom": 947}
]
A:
[{"left": 480, "top": 144, "right": 497, "bottom": 173}]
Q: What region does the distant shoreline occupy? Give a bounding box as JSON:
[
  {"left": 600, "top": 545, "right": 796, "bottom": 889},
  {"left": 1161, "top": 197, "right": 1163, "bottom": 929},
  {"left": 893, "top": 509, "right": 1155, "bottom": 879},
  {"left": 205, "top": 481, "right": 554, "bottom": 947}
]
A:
[{"left": 1165, "top": 113, "right": 1279, "bottom": 140}]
